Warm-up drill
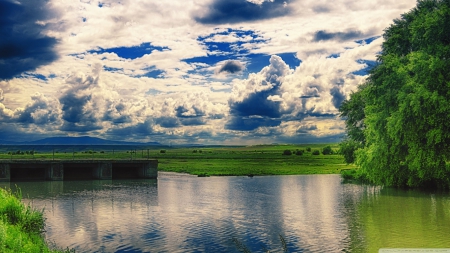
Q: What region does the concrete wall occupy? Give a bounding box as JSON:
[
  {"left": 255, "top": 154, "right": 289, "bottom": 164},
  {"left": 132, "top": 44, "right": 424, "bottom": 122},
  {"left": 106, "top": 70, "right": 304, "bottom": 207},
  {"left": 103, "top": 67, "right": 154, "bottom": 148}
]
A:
[
  {"left": 0, "top": 163, "right": 10, "bottom": 182},
  {"left": 93, "top": 163, "right": 112, "bottom": 180},
  {"left": 138, "top": 160, "right": 158, "bottom": 179},
  {"left": 47, "top": 163, "right": 64, "bottom": 181},
  {"left": 0, "top": 160, "right": 157, "bottom": 181}
]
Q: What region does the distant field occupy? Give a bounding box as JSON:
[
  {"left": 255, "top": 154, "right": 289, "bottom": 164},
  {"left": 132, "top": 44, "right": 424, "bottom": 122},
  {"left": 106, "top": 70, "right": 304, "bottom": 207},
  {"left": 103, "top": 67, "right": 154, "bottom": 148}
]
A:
[{"left": 0, "top": 144, "right": 355, "bottom": 176}]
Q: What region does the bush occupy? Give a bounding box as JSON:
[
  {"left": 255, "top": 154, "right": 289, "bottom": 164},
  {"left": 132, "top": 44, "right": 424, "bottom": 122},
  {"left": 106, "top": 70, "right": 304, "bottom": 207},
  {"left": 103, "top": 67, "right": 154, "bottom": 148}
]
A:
[
  {"left": 312, "top": 150, "right": 320, "bottom": 155},
  {"left": 306, "top": 147, "right": 311, "bottom": 152},
  {"left": 192, "top": 150, "right": 198, "bottom": 153},
  {"left": 322, "top": 146, "right": 334, "bottom": 155},
  {"left": 160, "top": 150, "right": 166, "bottom": 153},
  {"left": 282, "top": 150, "right": 292, "bottom": 155},
  {"left": 295, "top": 150, "right": 303, "bottom": 156}
]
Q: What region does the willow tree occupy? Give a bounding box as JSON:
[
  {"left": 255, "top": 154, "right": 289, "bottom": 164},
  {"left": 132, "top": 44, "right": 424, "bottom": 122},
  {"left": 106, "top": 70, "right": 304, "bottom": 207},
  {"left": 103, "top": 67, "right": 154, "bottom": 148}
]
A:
[{"left": 341, "top": 0, "right": 450, "bottom": 188}]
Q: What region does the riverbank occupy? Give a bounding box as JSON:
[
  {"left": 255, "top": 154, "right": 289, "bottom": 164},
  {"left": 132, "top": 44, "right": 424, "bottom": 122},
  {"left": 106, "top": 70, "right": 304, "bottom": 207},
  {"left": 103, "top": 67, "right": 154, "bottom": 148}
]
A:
[
  {"left": 0, "top": 188, "right": 72, "bottom": 253},
  {"left": 0, "top": 144, "right": 355, "bottom": 177},
  {"left": 157, "top": 144, "right": 355, "bottom": 176}
]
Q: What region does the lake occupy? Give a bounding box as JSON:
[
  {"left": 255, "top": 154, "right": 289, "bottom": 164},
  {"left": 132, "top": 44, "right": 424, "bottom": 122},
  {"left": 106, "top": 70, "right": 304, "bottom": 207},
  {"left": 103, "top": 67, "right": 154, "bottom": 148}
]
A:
[{"left": 1, "top": 173, "right": 449, "bottom": 252}]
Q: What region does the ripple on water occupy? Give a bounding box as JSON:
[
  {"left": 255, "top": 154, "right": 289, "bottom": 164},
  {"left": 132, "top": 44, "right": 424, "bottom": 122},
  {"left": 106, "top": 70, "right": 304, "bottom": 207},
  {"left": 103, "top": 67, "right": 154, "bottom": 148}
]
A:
[{"left": 12, "top": 175, "right": 450, "bottom": 252}]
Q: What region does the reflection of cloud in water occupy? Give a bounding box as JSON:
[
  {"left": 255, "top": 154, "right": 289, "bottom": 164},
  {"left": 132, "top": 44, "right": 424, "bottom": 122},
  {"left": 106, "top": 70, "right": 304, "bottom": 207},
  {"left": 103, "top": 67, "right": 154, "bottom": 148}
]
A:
[
  {"left": 15, "top": 180, "right": 160, "bottom": 252},
  {"left": 6, "top": 174, "right": 450, "bottom": 252}
]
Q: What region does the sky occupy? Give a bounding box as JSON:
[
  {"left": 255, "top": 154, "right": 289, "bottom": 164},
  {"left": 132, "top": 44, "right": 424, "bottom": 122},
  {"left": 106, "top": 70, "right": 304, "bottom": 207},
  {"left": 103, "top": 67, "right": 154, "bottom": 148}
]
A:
[{"left": 0, "top": 0, "right": 417, "bottom": 145}]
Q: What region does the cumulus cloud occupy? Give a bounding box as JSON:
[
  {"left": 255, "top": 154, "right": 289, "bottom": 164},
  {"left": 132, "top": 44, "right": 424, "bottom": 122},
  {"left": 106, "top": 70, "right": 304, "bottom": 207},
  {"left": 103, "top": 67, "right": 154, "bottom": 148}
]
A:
[
  {"left": 0, "top": 0, "right": 60, "bottom": 80},
  {"left": 312, "top": 30, "right": 365, "bottom": 42},
  {"left": 226, "top": 55, "right": 291, "bottom": 130},
  {"left": 329, "top": 86, "right": 345, "bottom": 109},
  {"left": 216, "top": 60, "right": 245, "bottom": 74},
  {"left": 194, "top": 0, "right": 293, "bottom": 24}
]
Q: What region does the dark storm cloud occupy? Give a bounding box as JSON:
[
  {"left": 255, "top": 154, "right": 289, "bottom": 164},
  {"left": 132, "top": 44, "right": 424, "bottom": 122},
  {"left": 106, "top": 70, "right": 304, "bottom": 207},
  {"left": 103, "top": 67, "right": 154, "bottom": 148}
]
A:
[
  {"left": 218, "top": 60, "right": 244, "bottom": 74},
  {"left": 226, "top": 55, "right": 291, "bottom": 131},
  {"left": 106, "top": 119, "right": 156, "bottom": 137},
  {"left": 275, "top": 133, "right": 344, "bottom": 144},
  {"left": 180, "top": 117, "right": 206, "bottom": 126},
  {"left": 296, "top": 125, "right": 318, "bottom": 134},
  {"left": 330, "top": 86, "right": 345, "bottom": 109},
  {"left": 175, "top": 106, "right": 205, "bottom": 118},
  {"left": 0, "top": 123, "right": 44, "bottom": 143},
  {"left": 313, "top": 30, "right": 364, "bottom": 42},
  {"left": 60, "top": 122, "right": 102, "bottom": 132},
  {"left": 155, "top": 116, "right": 180, "bottom": 128},
  {"left": 230, "top": 89, "right": 282, "bottom": 118},
  {"left": 194, "top": 0, "right": 293, "bottom": 24},
  {"left": 0, "top": 0, "right": 59, "bottom": 80},
  {"left": 225, "top": 116, "right": 281, "bottom": 131},
  {"left": 60, "top": 93, "right": 92, "bottom": 124}
]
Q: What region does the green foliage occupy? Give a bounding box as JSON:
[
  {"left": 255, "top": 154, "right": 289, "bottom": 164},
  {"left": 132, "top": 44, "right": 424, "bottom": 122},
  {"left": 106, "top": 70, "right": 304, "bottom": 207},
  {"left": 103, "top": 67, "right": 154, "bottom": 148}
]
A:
[
  {"left": 321, "top": 146, "right": 334, "bottom": 155},
  {"left": 160, "top": 150, "right": 166, "bottom": 153},
  {"left": 312, "top": 150, "right": 320, "bottom": 155},
  {"left": 295, "top": 150, "right": 303, "bottom": 156},
  {"left": 282, "top": 150, "right": 292, "bottom": 155},
  {"left": 306, "top": 147, "right": 311, "bottom": 152},
  {"left": 339, "top": 139, "right": 362, "bottom": 164},
  {"left": 340, "top": 0, "right": 450, "bottom": 188},
  {"left": 0, "top": 188, "right": 70, "bottom": 253}
]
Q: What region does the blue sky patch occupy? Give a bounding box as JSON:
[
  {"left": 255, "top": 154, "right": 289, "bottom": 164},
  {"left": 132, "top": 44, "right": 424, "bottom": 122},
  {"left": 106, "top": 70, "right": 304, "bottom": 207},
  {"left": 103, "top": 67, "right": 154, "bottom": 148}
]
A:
[
  {"left": 352, "top": 59, "right": 378, "bottom": 76},
  {"left": 355, "top": 36, "right": 381, "bottom": 45},
  {"left": 103, "top": 66, "right": 123, "bottom": 72},
  {"left": 327, "top": 53, "right": 340, "bottom": 59},
  {"left": 89, "top": 42, "right": 170, "bottom": 60},
  {"left": 183, "top": 29, "right": 267, "bottom": 67},
  {"left": 22, "top": 72, "right": 47, "bottom": 81},
  {"left": 143, "top": 69, "right": 165, "bottom": 79},
  {"left": 183, "top": 29, "right": 300, "bottom": 74}
]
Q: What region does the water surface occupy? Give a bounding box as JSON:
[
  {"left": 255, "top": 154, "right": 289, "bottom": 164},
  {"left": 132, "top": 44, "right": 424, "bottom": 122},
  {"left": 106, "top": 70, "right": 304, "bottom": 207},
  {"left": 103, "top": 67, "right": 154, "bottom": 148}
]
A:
[{"left": 1, "top": 173, "right": 449, "bottom": 252}]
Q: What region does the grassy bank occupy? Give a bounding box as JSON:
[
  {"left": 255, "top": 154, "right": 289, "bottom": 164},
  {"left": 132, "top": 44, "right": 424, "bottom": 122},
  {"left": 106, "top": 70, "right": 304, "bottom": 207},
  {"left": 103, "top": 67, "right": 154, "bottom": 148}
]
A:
[
  {"left": 0, "top": 188, "right": 71, "bottom": 253},
  {"left": 157, "top": 144, "right": 355, "bottom": 176},
  {"left": 0, "top": 144, "right": 355, "bottom": 176}
]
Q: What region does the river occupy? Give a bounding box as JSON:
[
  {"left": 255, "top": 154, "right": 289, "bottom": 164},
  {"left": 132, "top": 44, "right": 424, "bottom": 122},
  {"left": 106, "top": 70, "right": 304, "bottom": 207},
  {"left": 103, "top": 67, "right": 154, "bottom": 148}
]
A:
[{"left": 1, "top": 173, "right": 449, "bottom": 252}]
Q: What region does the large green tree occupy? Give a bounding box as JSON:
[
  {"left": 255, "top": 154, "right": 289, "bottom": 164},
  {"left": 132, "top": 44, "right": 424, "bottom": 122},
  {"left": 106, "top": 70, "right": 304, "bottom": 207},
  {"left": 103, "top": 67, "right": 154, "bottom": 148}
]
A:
[{"left": 340, "top": 0, "right": 450, "bottom": 188}]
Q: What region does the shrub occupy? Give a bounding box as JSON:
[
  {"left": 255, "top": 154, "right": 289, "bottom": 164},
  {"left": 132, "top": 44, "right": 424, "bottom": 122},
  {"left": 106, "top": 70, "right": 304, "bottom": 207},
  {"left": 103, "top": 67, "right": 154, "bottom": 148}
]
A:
[
  {"left": 193, "top": 150, "right": 198, "bottom": 153},
  {"left": 322, "top": 146, "right": 334, "bottom": 155},
  {"left": 282, "top": 150, "right": 292, "bottom": 155},
  {"left": 312, "top": 150, "right": 320, "bottom": 155},
  {"left": 306, "top": 147, "right": 311, "bottom": 152},
  {"left": 160, "top": 150, "right": 166, "bottom": 153},
  {"left": 295, "top": 150, "right": 303, "bottom": 156}
]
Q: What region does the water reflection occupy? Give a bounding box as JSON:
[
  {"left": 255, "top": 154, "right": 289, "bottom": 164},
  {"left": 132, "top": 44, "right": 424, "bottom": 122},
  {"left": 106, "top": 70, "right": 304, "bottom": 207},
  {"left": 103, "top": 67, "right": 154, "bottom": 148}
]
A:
[{"left": 1, "top": 173, "right": 449, "bottom": 252}]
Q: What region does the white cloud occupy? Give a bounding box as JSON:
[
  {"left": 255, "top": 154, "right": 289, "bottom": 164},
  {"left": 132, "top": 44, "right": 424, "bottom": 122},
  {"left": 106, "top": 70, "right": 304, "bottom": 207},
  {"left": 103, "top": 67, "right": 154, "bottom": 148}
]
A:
[{"left": 0, "top": 0, "right": 419, "bottom": 143}]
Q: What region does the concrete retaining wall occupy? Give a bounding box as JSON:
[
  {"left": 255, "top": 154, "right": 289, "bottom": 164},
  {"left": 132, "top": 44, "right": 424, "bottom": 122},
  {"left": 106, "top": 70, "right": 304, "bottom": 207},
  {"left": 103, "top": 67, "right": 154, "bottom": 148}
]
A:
[{"left": 0, "top": 160, "right": 158, "bottom": 181}]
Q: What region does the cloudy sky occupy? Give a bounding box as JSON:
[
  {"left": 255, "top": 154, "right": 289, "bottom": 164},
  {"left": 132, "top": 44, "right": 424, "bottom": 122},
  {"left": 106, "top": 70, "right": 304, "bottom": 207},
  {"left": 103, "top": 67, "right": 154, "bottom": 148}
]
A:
[{"left": 0, "top": 0, "right": 417, "bottom": 145}]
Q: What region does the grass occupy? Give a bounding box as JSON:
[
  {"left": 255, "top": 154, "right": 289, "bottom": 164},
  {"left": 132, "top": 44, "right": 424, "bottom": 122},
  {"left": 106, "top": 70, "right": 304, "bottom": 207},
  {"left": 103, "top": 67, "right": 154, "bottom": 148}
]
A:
[
  {"left": 0, "top": 187, "right": 73, "bottom": 253},
  {"left": 0, "top": 144, "right": 355, "bottom": 176},
  {"left": 156, "top": 144, "right": 355, "bottom": 176}
]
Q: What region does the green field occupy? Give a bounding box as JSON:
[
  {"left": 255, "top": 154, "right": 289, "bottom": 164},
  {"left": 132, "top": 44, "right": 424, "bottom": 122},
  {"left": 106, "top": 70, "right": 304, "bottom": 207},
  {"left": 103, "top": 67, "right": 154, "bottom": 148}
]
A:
[{"left": 0, "top": 144, "right": 355, "bottom": 176}]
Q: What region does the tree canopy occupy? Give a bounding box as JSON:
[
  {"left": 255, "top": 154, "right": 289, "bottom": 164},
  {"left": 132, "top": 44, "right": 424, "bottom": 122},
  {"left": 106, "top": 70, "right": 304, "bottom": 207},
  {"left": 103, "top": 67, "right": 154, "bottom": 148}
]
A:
[{"left": 340, "top": 0, "right": 450, "bottom": 188}]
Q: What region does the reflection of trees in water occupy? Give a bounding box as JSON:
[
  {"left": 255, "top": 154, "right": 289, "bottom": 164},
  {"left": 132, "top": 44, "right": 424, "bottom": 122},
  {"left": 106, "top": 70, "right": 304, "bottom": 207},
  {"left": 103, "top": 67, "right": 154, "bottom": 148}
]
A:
[
  {"left": 340, "top": 183, "right": 378, "bottom": 252},
  {"left": 345, "top": 185, "right": 450, "bottom": 252}
]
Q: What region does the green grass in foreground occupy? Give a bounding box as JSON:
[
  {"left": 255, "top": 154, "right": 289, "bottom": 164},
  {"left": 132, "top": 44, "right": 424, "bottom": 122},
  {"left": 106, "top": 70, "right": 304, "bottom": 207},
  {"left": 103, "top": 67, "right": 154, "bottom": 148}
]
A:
[{"left": 0, "top": 188, "right": 73, "bottom": 253}]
